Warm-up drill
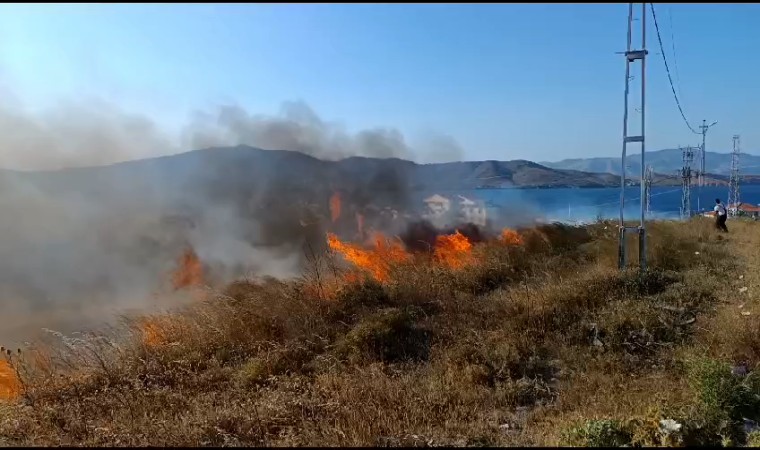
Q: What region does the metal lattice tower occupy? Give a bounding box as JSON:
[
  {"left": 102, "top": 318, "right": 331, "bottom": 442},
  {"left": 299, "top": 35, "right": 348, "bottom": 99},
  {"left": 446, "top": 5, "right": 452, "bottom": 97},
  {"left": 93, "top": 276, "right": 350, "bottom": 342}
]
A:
[
  {"left": 645, "top": 165, "right": 654, "bottom": 217},
  {"left": 679, "top": 146, "right": 696, "bottom": 219},
  {"left": 618, "top": 3, "right": 647, "bottom": 271},
  {"left": 728, "top": 134, "right": 741, "bottom": 216}
]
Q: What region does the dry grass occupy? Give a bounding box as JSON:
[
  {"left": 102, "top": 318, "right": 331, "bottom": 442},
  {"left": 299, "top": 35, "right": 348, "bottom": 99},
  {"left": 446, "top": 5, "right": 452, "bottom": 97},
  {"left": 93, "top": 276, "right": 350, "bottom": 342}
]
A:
[{"left": 1, "top": 217, "right": 759, "bottom": 446}]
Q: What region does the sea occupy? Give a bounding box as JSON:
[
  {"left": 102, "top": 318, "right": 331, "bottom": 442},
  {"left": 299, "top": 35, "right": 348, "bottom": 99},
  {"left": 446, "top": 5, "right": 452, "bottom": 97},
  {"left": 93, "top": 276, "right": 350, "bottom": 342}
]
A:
[{"left": 411, "top": 185, "right": 760, "bottom": 225}]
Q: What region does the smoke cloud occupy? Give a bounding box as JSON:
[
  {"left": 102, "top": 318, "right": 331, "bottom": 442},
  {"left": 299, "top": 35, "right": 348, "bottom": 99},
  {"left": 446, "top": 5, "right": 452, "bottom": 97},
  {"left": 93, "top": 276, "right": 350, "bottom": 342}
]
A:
[
  {"left": 181, "top": 100, "right": 414, "bottom": 161},
  {"left": 0, "top": 96, "right": 469, "bottom": 347}
]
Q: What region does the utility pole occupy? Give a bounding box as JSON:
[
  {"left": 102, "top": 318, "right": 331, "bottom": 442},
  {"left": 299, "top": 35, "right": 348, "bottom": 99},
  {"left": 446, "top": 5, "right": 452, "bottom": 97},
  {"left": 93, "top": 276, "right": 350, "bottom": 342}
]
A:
[
  {"left": 696, "top": 120, "right": 717, "bottom": 214},
  {"left": 618, "top": 3, "right": 647, "bottom": 271},
  {"left": 698, "top": 120, "right": 717, "bottom": 185},
  {"left": 679, "top": 146, "right": 696, "bottom": 220},
  {"left": 644, "top": 165, "right": 654, "bottom": 217},
  {"left": 728, "top": 134, "right": 741, "bottom": 216}
]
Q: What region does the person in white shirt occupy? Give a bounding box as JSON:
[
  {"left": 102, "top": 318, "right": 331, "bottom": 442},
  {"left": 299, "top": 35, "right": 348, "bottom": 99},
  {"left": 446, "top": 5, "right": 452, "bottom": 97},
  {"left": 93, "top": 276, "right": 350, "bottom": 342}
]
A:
[{"left": 714, "top": 198, "right": 728, "bottom": 232}]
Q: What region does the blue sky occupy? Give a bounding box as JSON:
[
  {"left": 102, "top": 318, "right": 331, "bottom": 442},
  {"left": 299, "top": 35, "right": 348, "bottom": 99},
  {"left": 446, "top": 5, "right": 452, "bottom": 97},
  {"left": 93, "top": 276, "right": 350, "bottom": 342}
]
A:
[{"left": 0, "top": 3, "right": 757, "bottom": 163}]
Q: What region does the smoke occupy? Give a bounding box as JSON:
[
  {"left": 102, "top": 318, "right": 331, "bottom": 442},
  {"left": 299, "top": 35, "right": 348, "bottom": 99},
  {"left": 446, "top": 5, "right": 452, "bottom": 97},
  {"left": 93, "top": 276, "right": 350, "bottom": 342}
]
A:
[
  {"left": 181, "top": 100, "right": 414, "bottom": 161},
  {"left": 0, "top": 96, "right": 471, "bottom": 347},
  {"left": 414, "top": 132, "right": 465, "bottom": 164},
  {"left": 0, "top": 97, "right": 179, "bottom": 171}
]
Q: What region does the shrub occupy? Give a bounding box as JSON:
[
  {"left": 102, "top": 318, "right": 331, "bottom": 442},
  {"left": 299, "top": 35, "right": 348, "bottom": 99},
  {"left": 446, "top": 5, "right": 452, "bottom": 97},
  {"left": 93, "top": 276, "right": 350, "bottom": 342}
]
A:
[
  {"left": 334, "top": 308, "right": 430, "bottom": 364},
  {"left": 562, "top": 418, "right": 633, "bottom": 447}
]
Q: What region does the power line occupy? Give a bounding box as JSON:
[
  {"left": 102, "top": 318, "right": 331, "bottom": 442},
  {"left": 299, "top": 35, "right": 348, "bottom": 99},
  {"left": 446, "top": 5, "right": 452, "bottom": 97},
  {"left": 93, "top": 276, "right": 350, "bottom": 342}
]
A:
[
  {"left": 668, "top": 7, "right": 683, "bottom": 100},
  {"left": 650, "top": 3, "right": 700, "bottom": 135}
]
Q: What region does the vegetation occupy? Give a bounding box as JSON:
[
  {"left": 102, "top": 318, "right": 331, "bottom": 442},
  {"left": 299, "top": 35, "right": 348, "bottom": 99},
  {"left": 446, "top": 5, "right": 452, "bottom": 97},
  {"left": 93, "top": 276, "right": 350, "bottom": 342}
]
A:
[{"left": 1, "top": 217, "right": 759, "bottom": 446}]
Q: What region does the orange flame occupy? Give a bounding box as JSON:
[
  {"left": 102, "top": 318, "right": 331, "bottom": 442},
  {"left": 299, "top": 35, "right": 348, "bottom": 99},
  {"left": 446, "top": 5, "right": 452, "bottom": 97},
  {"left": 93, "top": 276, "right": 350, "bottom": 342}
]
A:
[
  {"left": 500, "top": 228, "right": 524, "bottom": 246},
  {"left": 171, "top": 247, "right": 204, "bottom": 291},
  {"left": 138, "top": 316, "right": 178, "bottom": 348},
  {"left": 434, "top": 230, "right": 473, "bottom": 269},
  {"left": 327, "top": 232, "right": 409, "bottom": 282},
  {"left": 330, "top": 192, "right": 342, "bottom": 223},
  {"left": 140, "top": 320, "right": 165, "bottom": 347},
  {"left": 0, "top": 359, "right": 21, "bottom": 401}
]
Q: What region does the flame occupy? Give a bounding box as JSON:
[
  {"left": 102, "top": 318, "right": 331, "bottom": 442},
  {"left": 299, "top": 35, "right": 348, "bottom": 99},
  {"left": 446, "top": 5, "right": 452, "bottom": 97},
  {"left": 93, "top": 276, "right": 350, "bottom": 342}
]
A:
[
  {"left": 171, "top": 247, "right": 204, "bottom": 291},
  {"left": 326, "top": 232, "right": 409, "bottom": 282},
  {"left": 0, "top": 359, "right": 21, "bottom": 401},
  {"left": 139, "top": 319, "right": 164, "bottom": 348},
  {"left": 138, "top": 316, "right": 174, "bottom": 348},
  {"left": 330, "top": 192, "right": 342, "bottom": 223},
  {"left": 434, "top": 230, "right": 473, "bottom": 269},
  {"left": 500, "top": 228, "right": 524, "bottom": 246}
]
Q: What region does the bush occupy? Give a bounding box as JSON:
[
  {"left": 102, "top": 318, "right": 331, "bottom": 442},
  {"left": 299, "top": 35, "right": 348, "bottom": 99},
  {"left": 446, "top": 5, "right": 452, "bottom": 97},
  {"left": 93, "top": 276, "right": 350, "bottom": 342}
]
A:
[
  {"left": 679, "top": 357, "right": 760, "bottom": 445},
  {"left": 562, "top": 418, "right": 633, "bottom": 447},
  {"left": 334, "top": 308, "right": 430, "bottom": 364},
  {"left": 747, "top": 430, "right": 760, "bottom": 447},
  {"left": 688, "top": 358, "right": 760, "bottom": 422}
]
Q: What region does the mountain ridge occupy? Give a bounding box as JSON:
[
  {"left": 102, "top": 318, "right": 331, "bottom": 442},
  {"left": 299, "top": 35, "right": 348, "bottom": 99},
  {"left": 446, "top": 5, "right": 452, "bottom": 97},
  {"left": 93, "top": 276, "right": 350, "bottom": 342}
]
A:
[
  {"left": 541, "top": 148, "right": 760, "bottom": 176},
  {"left": 1, "top": 146, "right": 759, "bottom": 201}
]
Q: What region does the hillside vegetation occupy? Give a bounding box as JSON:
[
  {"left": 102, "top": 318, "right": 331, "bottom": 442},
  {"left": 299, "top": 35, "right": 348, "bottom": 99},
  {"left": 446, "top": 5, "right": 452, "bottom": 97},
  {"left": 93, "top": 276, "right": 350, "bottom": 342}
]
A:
[{"left": 1, "top": 218, "right": 759, "bottom": 446}]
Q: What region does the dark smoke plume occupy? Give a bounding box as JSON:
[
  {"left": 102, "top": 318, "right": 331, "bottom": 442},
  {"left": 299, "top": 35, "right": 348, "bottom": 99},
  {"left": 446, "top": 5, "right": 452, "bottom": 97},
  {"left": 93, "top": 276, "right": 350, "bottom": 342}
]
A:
[
  {"left": 0, "top": 96, "right": 465, "bottom": 346},
  {"left": 181, "top": 100, "right": 415, "bottom": 161}
]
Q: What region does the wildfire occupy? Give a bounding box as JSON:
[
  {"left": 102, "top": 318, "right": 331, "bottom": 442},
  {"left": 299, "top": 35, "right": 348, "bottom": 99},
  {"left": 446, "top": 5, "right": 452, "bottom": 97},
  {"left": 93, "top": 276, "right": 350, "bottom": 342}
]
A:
[
  {"left": 138, "top": 316, "right": 175, "bottom": 348},
  {"left": 434, "top": 230, "right": 474, "bottom": 269},
  {"left": 0, "top": 359, "right": 20, "bottom": 401},
  {"left": 330, "top": 192, "right": 342, "bottom": 223},
  {"left": 171, "top": 247, "right": 204, "bottom": 291},
  {"left": 500, "top": 228, "right": 524, "bottom": 246},
  {"left": 326, "top": 232, "right": 409, "bottom": 282}
]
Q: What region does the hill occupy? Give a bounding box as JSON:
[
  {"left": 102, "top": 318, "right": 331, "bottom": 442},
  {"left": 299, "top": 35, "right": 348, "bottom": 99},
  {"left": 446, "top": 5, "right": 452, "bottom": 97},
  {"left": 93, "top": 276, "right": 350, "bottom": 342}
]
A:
[
  {"left": 3, "top": 147, "right": 759, "bottom": 205},
  {"left": 542, "top": 148, "right": 760, "bottom": 176},
  {"left": 3, "top": 145, "right": 621, "bottom": 196}
]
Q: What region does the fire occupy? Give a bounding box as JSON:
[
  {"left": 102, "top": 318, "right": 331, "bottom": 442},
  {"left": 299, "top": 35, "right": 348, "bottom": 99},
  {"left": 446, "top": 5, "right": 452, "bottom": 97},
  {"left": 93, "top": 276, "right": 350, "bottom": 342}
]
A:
[
  {"left": 0, "top": 359, "right": 21, "bottom": 401},
  {"left": 330, "top": 192, "right": 342, "bottom": 223},
  {"left": 434, "top": 230, "right": 473, "bottom": 269},
  {"left": 500, "top": 228, "right": 524, "bottom": 246},
  {"left": 138, "top": 316, "right": 175, "bottom": 348},
  {"left": 140, "top": 320, "right": 164, "bottom": 347},
  {"left": 326, "top": 232, "right": 409, "bottom": 282},
  {"left": 171, "top": 247, "right": 204, "bottom": 291}
]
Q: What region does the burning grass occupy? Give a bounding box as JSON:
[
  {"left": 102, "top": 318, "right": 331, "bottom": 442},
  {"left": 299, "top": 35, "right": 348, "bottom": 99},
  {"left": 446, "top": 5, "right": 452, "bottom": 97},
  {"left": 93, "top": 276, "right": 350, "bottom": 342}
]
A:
[
  {"left": 171, "top": 247, "right": 205, "bottom": 290},
  {"left": 1, "top": 218, "right": 758, "bottom": 446},
  {"left": 0, "top": 359, "right": 20, "bottom": 401}
]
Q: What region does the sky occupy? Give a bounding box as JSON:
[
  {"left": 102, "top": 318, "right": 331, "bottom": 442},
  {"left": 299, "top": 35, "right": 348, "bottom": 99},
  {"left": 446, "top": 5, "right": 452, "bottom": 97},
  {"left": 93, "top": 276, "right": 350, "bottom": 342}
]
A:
[{"left": 0, "top": 2, "right": 757, "bottom": 166}]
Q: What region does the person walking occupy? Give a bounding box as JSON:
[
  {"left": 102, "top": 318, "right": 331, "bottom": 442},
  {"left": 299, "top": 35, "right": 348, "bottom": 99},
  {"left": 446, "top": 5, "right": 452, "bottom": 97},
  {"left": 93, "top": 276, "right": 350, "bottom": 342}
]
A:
[{"left": 714, "top": 198, "right": 728, "bottom": 232}]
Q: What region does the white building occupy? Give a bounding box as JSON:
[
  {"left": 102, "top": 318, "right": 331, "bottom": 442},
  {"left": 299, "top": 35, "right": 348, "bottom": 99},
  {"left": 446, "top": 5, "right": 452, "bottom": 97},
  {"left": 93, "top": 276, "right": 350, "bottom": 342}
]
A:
[
  {"left": 423, "top": 194, "right": 451, "bottom": 216},
  {"left": 422, "top": 194, "right": 487, "bottom": 227},
  {"left": 458, "top": 195, "right": 487, "bottom": 227}
]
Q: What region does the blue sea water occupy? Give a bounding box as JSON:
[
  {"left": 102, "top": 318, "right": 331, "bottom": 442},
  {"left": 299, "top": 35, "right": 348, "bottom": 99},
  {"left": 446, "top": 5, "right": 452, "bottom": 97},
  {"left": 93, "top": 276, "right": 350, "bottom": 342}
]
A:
[{"left": 412, "top": 185, "right": 760, "bottom": 225}]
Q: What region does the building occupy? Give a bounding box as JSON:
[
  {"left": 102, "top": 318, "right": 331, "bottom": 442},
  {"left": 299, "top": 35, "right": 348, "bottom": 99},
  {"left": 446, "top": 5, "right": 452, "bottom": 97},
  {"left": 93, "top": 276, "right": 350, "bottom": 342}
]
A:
[
  {"left": 423, "top": 194, "right": 451, "bottom": 216},
  {"left": 730, "top": 202, "right": 760, "bottom": 219},
  {"left": 458, "top": 195, "right": 487, "bottom": 227},
  {"left": 422, "top": 194, "right": 488, "bottom": 227}
]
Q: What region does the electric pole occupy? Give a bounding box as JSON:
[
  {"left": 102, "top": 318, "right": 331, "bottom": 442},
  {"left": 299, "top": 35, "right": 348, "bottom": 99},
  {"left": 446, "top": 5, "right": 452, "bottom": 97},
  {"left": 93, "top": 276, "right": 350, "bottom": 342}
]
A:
[
  {"left": 645, "top": 165, "right": 654, "bottom": 217},
  {"left": 698, "top": 119, "right": 718, "bottom": 187},
  {"left": 695, "top": 120, "right": 716, "bottom": 215},
  {"left": 618, "top": 3, "right": 647, "bottom": 271},
  {"left": 728, "top": 135, "right": 741, "bottom": 216},
  {"left": 679, "top": 146, "right": 696, "bottom": 220}
]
